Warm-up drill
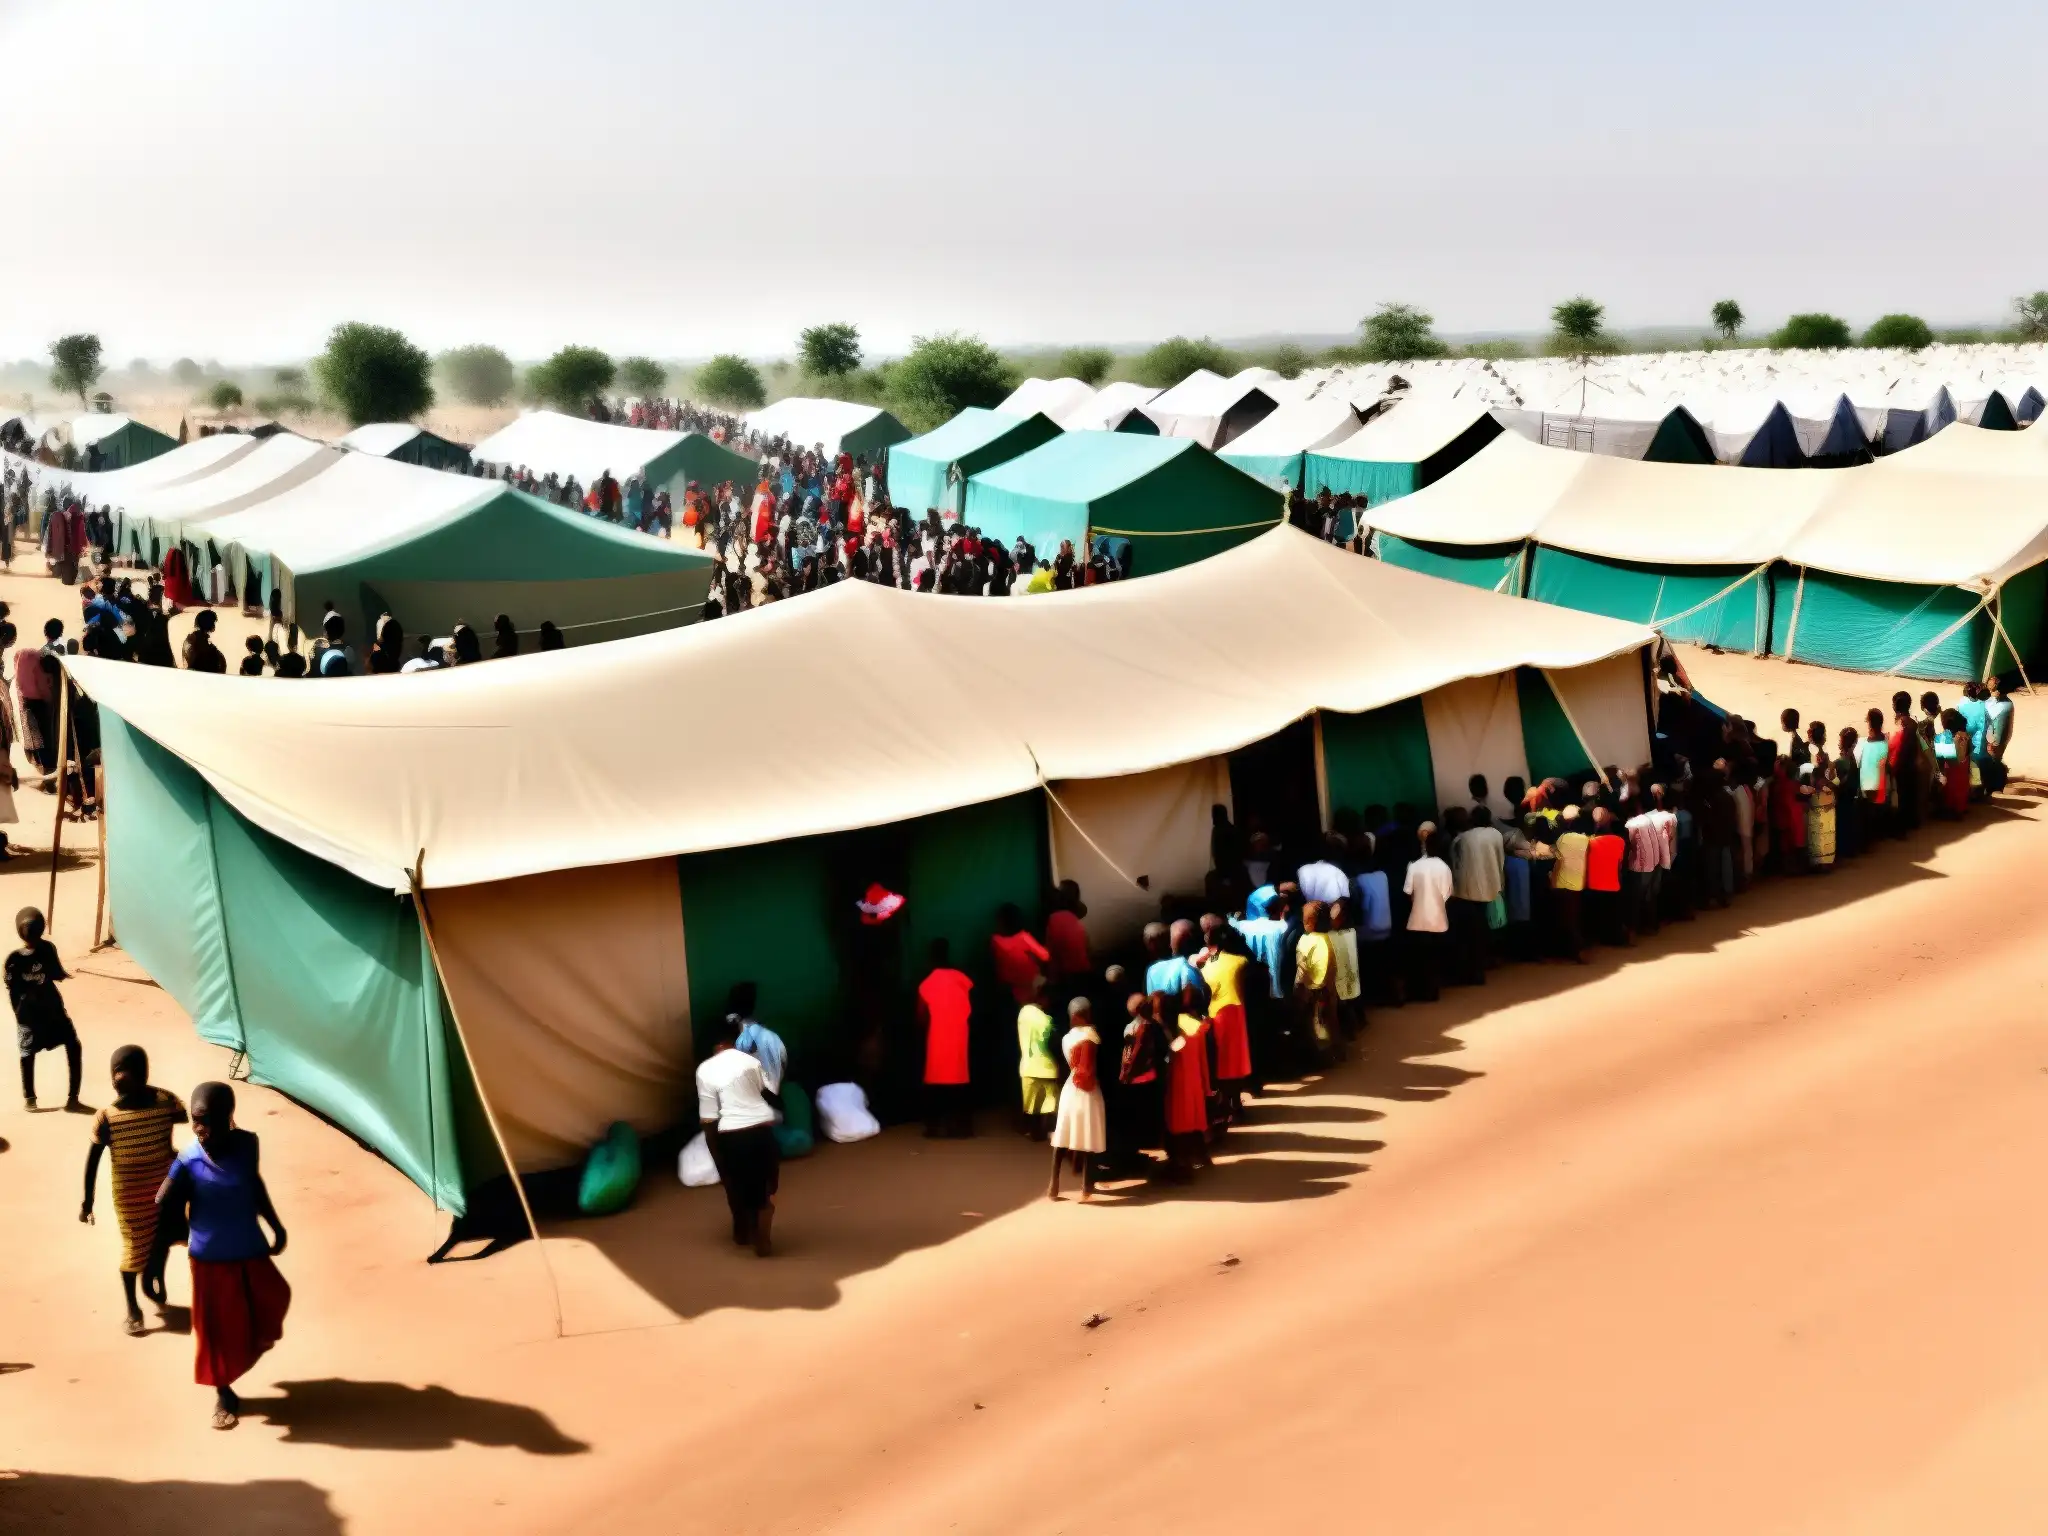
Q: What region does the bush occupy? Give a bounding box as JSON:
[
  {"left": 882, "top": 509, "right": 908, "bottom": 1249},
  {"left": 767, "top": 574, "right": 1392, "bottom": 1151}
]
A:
[
  {"left": 440, "top": 344, "right": 516, "bottom": 407},
  {"left": 1359, "top": 303, "right": 1447, "bottom": 362},
  {"left": 253, "top": 391, "right": 315, "bottom": 418},
  {"left": 1771, "top": 313, "right": 1853, "bottom": 350},
  {"left": 49, "top": 333, "right": 104, "bottom": 405},
  {"left": 618, "top": 356, "right": 667, "bottom": 397},
  {"left": 1861, "top": 313, "right": 1932, "bottom": 350},
  {"left": 172, "top": 358, "right": 203, "bottom": 386},
  {"left": 887, "top": 333, "right": 1014, "bottom": 432},
  {"left": 1549, "top": 296, "right": 1608, "bottom": 355},
  {"left": 1133, "top": 335, "right": 1235, "bottom": 390},
  {"left": 798, "top": 323, "right": 863, "bottom": 379},
  {"left": 313, "top": 322, "right": 434, "bottom": 426},
  {"left": 527, "top": 346, "right": 616, "bottom": 414},
  {"left": 1711, "top": 300, "right": 1745, "bottom": 341},
  {"left": 1266, "top": 343, "right": 1311, "bottom": 380},
  {"left": 208, "top": 380, "right": 244, "bottom": 413},
  {"left": 2015, "top": 292, "right": 2048, "bottom": 342},
  {"left": 694, "top": 354, "right": 766, "bottom": 410},
  {"left": 1056, "top": 346, "right": 1115, "bottom": 386}
]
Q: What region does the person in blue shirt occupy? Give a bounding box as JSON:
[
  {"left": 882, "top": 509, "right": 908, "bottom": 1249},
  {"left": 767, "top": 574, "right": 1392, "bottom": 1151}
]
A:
[{"left": 1142, "top": 920, "right": 1209, "bottom": 1019}]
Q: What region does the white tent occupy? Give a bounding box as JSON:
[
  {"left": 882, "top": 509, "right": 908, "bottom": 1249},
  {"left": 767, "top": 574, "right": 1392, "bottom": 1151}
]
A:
[
  {"left": 337, "top": 423, "right": 430, "bottom": 457},
  {"left": 1216, "top": 395, "right": 1363, "bottom": 486},
  {"left": 740, "top": 397, "right": 908, "bottom": 457},
  {"left": 121, "top": 434, "right": 341, "bottom": 558},
  {"left": 1139, "top": 367, "right": 1282, "bottom": 449},
  {"left": 472, "top": 410, "right": 681, "bottom": 485},
  {"left": 996, "top": 377, "right": 1098, "bottom": 427},
  {"left": 1067, "top": 381, "right": 1161, "bottom": 432},
  {"left": 5, "top": 434, "right": 260, "bottom": 506}
]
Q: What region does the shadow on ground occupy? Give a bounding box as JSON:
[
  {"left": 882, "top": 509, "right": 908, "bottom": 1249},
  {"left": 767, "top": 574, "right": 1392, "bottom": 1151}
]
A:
[
  {"left": 0, "top": 1472, "right": 341, "bottom": 1535},
  {"left": 237, "top": 1379, "right": 589, "bottom": 1454}
]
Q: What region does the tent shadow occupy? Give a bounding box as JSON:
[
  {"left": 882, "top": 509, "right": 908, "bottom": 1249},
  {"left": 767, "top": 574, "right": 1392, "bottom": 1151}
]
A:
[
  {"left": 0, "top": 1472, "right": 342, "bottom": 1535},
  {"left": 237, "top": 1379, "right": 589, "bottom": 1455}
]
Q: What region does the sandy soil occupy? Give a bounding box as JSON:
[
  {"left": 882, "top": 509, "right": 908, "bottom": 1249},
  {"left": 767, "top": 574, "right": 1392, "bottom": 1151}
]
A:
[{"left": 3, "top": 587, "right": 2046, "bottom": 1534}]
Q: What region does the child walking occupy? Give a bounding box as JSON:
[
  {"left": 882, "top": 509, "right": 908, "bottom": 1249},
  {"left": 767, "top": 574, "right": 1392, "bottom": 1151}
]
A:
[
  {"left": 81, "top": 1045, "right": 187, "bottom": 1333},
  {"left": 11, "top": 906, "right": 81, "bottom": 1111}
]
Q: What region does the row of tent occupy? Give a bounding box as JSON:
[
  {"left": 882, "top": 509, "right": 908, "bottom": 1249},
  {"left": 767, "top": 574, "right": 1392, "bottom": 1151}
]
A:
[
  {"left": 8, "top": 431, "right": 714, "bottom": 646},
  {"left": 71, "top": 527, "right": 1659, "bottom": 1210},
  {"left": 1357, "top": 421, "right": 2048, "bottom": 682},
  {"left": 3, "top": 411, "right": 181, "bottom": 470}
]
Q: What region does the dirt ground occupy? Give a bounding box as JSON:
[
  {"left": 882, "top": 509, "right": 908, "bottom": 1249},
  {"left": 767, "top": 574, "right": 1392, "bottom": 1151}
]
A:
[{"left": 3, "top": 568, "right": 2047, "bottom": 1534}]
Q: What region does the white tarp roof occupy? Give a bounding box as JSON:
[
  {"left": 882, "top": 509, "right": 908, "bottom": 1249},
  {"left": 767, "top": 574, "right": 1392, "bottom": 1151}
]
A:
[
  {"left": 470, "top": 410, "right": 684, "bottom": 482},
  {"left": 742, "top": 397, "right": 894, "bottom": 453},
  {"left": 997, "top": 377, "right": 1099, "bottom": 427},
  {"left": 125, "top": 434, "right": 341, "bottom": 545},
  {"left": 196, "top": 450, "right": 501, "bottom": 575},
  {"left": 1314, "top": 393, "right": 1497, "bottom": 465},
  {"left": 5, "top": 434, "right": 260, "bottom": 505},
  {"left": 1217, "top": 394, "right": 1362, "bottom": 457},
  {"left": 69, "top": 413, "right": 149, "bottom": 448},
  {"left": 1066, "top": 381, "right": 1160, "bottom": 432},
  {"left": 337, "top": 422, "right": 425, "bottom": 457},
  {"left": 70, "top": 524, "right": 1653, "bottom": 893},
  {"left": 1140, "top": 367, "right": 1282, "bottom": 446},
  {"left": 1369, "top": 428, "right": 2048, "bottom": 587}
]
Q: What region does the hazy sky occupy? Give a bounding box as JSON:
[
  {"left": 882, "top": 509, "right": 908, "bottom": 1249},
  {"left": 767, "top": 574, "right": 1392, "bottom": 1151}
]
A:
[{"left": 0, "top": 0, "right": 2038, "bottom": 363}]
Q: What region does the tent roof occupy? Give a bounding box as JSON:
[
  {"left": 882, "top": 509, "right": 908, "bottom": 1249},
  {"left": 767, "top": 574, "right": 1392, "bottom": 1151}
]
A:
[
  {"left": 196, "top": 451, "right": 513, "bottom": 571},
  {"left": 1316, "top": 394, "right": 1496, "bottom": 465},
  {"left": 1218, "top": 395, "right": 1361, "bottom": 458},
  {"left": 997, "top": 377, "right": 1098, "bottom": 426},
  {"left": 337, "top": 422, "right": 425, "bottom": 456},
  {"left": 742, "top": 397, "right": 904, "bottom": 453},
  {"left": 469, "top": 410, "right": 693, "bottom": 483},
  {"left": 68, "top": 413, "right": 156, "bottom": 448},
  {"left": 69, "top": 524, "right": 1653, "bottom": 893},
  {"left": 894, "top": 407, "right": 1043, "bottom": 465},
  {"left": 127, "top": 435, "right": 341, "bottom": 540},
  {"left": 5, "top": 434, "right": 259, "bottom": 504},
  {"left": 1066, "top": 380, "right": 1161, "bottom": 431},
  {"left": 966, "top": 431, "right": 1195, "bottom": 505},
  {"left": 1371, "top": 429, "right": 2048, "bottom": 586}
]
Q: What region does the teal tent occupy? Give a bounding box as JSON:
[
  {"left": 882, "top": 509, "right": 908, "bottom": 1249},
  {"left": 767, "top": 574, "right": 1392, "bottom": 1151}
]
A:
[
  {"left": 1304, "top": 398, "right": 1501, "bottom": 502},
  {"left": 339, "top": 422, "right": 474, "bottom": 473},
  {"left": 886, "top": 408, "right": 1063, "bottom": 518},
  {"left": 961, "top": 433, "right": 1284, "bottom": 575}
]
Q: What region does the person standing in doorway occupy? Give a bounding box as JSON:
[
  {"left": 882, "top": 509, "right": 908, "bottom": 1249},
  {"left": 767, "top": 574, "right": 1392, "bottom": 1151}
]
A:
[{"left": 917, "top": 939, "right": 975, "bottom": 1138}]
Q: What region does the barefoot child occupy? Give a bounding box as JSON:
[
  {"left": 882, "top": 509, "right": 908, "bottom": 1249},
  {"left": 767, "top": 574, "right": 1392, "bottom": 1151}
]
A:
[
  {"left": 81, "top": 1046, "right": 186, "bottom": 1334},
  {"left": 11, "top": 906, "right": 81, "bottom": 1111},
  {"left": 146, "top": 1081, "right": 291, "bottom": 1430},
  {"left": 1047, "top": 998, "right": 1105, "bottom": 1200}
]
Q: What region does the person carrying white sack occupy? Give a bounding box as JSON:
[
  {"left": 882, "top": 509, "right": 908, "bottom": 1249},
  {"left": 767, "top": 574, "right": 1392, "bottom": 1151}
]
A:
[{"left": 1047, "top": 997, "right": 1106, "bottom": 1202}]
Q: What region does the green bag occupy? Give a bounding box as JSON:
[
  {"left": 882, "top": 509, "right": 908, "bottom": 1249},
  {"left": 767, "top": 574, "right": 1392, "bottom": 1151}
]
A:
[
  {"left": 577, "top": 1120, "right": 643, "bottom": 1216},
  {"left": 773, "top": 1082, "right": 816, "bottom": 1159}
]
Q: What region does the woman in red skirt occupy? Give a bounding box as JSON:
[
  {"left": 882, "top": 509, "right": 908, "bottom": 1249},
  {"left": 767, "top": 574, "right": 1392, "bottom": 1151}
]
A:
[
  {"left": 1159, "top": 990, "right": 1211, "bottom": 1178},
  {"left": 1196, "top": 917, "right": 1254, "bottom": 1124},
  {"left": 145, "top": 1081, "right": 290, "bottom": 1430}
]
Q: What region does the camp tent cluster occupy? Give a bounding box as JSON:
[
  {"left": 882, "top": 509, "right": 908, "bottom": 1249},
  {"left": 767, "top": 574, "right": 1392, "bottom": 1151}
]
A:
[
  {"left": 72, "top": 526, "right": 1657, "bottom": 1211},
  {"left": 470, "top": 409, "right": 756, "bottom": 501},
  {"left": 30, "top": 433, "right": 716, "bottom": 646},
  {"left": 741, "top": 397, "right": 911, "bottom": 459},
  {"left": 338, "top": 421, "right": 475, "bottom": 474},
  {"left": 1359, "top": 421, "right": 2048, "bottom": 681}
]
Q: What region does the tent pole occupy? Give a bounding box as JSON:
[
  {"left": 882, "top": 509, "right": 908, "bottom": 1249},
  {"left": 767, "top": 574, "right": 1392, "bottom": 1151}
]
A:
[
  {"left": 45, "top": 677, "right": 71, "bottom": 927},
  {"left": 1539, "top": 667, "right": 1612, "bottom": 788},
  {"left": 408, "top": 852, "right": 564, "bottom": 1340},
  {"left": 1984, "top": 584, "right": 2036, "bottom": 694},
  {"left": 1781, "top": 566, "right": 1808, "bottom": 664},
  {"left": 91, "top": 760, "right": 109, "bottom": 950},
  {"left": 1313, "top": 712, "right": 1332, "bottom": 830}
]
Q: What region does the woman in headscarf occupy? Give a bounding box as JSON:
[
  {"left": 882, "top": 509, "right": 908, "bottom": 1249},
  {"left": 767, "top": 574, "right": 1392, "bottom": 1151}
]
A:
[
  {"left": 491, "top": 614, "right": 519, "bottom": 659},
  {"left": 450, "top": 623, "right": 483, "bottom": 665},
  {"left": 145, "top": 1081, "right": 290, "bottom": 1430},
  {"left": 367, "top": 615, "right": 404, "bottom": 675}
]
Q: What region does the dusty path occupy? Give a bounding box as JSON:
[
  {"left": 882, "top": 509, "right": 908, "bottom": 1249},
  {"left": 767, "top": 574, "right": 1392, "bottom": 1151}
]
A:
[{"left": 3, "top": 578, "right": 2045, "bottom": 1534}]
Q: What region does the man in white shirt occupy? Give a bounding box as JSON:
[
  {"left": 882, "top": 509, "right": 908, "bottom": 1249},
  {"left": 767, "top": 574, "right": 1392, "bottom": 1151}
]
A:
[
  {"left": 1402, "top": 823, "right": 1454, "bottom": 1003},
  {"left": 697, "top": 1021, "right": 782, "bottom": 1257},
  {"left": 1295, "top": 836, "right": 1351, "bottom": 907}
]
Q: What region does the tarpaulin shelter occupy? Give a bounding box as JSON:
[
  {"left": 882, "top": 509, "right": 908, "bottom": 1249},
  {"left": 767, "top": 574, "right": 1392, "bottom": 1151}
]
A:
[
  {"left": 5, "top": 433, "right": 259, "bottom": 511},
  {"left": 470, "top": 409, "right": 755, "bottom": 501},
  {"left": 67, "top": 412, "right": 177, "bottom": 470},
  {"left": 886, "top": 408, "right": 1063, "bottom": 519},
  {"left": 1303, "top": 395, "right": 1502, "bottom": 503},
  {"left": 1069, "top": 380, "right": 1162, "bottom": 434},
  {"left": 1691, "top": 394, "right": 1811, "bottom": 468},
  {"left": 119, "top": 434, "right": 342, "bottom": 563},
  {"left": 996, "top": 377, "right": 1099, "bottom": 427},
  {"left": 1139, "top": 367, "right": 1282, "bottom": 449},
  {"left": 961, "top": 432, "right": 1284, "bottom": 574},
  {"left": 176, "top": 451, "right": 716, "bottom": 645},
  {"left": 1218, "top": 395, "right": 1363, "bottom": 489},
  {"left": 338, "top": 422, "right": 474, "bottom": 473},
  {"left": 1365, "top": 428, "right": 2048, "bottom": 679},
  {"left": 742, "top": 397, "right": 910, "bottom": 459},
  {"left": 70, "top": 525, "right": 1653, "bottom": 1208}
]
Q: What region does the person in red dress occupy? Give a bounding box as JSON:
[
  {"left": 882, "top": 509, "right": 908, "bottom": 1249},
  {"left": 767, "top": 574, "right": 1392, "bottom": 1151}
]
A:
[
  {"left": 1196, "top": 915, "right": 1254, "bottom": 1122},
  {"left": 916, "top": 939, "right": 975, "bottom": 1138},
  {"left": 988, "top": 903, "right": 1051, "bottom": 1008},
  {"left": 1157, "top": 986, "right": 1211, "bottom": 1180}
]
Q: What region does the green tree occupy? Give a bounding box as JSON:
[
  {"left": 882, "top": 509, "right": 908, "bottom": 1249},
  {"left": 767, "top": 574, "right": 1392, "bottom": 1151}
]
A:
[
  {"left": 2012, "top": 291, "right": 2048, "bottom": 341},
  {"left": 272, "top": 365, "right": 306, "bottom": 389},
  {"left": 208, "top": 380, "right": 244, "bottom": 414},
  {"left": 1549, "top": 296, "right": 1607, "bottom": 356},
  {"left": 441, "top": 344, "right": 517, "bottom": 407},
  {"left": 1359, "top": 303, "right": 1447, "bottom": 362},
  {"left": 888, "top": 332, "right": 1014, "bottom": 431},
  {"left": 798, "top": 322, "right": 863, "bottom": 379},
  {"left": 1056, "top": 346, "right": 1115, "bottom": 386},
  {"left": 1133, "top": 335, "right": 1235, "bottom": 390},
  {"left": 694, "top": 354, "right": 766, "bottom": 410},
  {"left": 48, "top": 333, "right": 104, "bottom": 405},
  {"left": 1711, "top": 299, "right": 1745, "bottom": 341},
  {"left": 312, "top": 321, "right": 434, "bottom": 425},
  {"left": 526, "top": 345, "right": 616, "bottom": 414},
  {"left": 172, "top": 357, "right": 203, "bottom": 387},
  {"left": 618, "top": 356, "right": 667, "bottom": 397},
  {"left": 1771, "top": 313, "right": 1853, "bottom": 350},
  {"left": 1861, "top": 313, "right": 1933, "bottom": 349},
  {"left": 1268, "top": 343, "right": 1311, "bottom": 380}
]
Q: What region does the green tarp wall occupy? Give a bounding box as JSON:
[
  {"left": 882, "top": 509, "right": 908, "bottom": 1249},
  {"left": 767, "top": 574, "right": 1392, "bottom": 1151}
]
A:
[
  {"left": 1302, "top": 456, "right": 1417, "bottom": 502},
  {"left": 653, "top": 433, "right": 758, "bottom": 497},
  {"left": 1516, "top": 667, "right": 1600, "bottom": 786},
  {"left": 91, "top": 419, "right": 178, "bottom": 470},
  {"left": 841, "top": 411, "right": 913, "bottom": 460},
  {"left": 387, "top": 430, "right": 473, "bottom": 473},
  {"left": 101, "top": 713, "right": 481, "bottom": 1212},
  {"left": 1320, "top": 699, "right": 1436, "bottom": 818},
  {"left": 888, "top": 408, "right": 1063, "bottom": 518},
  {"left": 1528, "top": 547, "right": 1770, "bottom": 651},
  {"left": 962, "top": 435, "right": 1283, "bottom": 578},
  {"left": 1216, "top": 451, "right": 1302, "bottom": 491},
  {"left": 1378, "top": 533, "right": 1525, "bottom": 593},
  {"left": 1767, "top": 564, "right": 2037, "bottom": 682}
]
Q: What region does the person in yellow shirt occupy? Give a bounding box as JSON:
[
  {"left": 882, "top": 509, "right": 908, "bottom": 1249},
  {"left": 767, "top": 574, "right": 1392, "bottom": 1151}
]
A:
[
  {"left": 1016, "top": 975, "right": 1061, "bottom": 1140},
  {"left": 1197, "top": 915, "right": 1254, "bottom": 1124},
  {"left": 1291, "top": 900, "right": 1340, "bottom": 1066},
  {"left": 1550, "top": 805, "right": 1590, "bottom": 963}
]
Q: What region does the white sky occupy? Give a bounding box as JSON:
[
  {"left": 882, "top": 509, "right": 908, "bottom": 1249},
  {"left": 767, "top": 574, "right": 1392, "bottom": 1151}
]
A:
[{"left": 0, "top": 0, "right": 2039, "bottom": 363}]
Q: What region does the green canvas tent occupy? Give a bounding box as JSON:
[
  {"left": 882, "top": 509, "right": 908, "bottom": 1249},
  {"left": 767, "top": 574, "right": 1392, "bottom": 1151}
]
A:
[
  {"left": 70, "top": 527, "right": 1654, "bottom": 1217},
  {"left": 72, "top": 413, "right": 177, "bottom": 470},
  {"left": 961, "top": 433, "right": 1284, "bottom": 575},
  {"left": 339, "top": 422, "right": 475, "bottom": 473},
  {"left": 1303, "top": 396, "right": 1502, "bottom": 502},
  {"left": 742, "top": 397, "right": 912, "bottom": 459},
  {"left": 469, "top": 409, "right": 757, "bottom": 502},
  {"left": 185, "top": 450, "right": 714, "bottom": 646},
  {"left": 886, "top": 408, "right": 1063, "bottom": 518}
]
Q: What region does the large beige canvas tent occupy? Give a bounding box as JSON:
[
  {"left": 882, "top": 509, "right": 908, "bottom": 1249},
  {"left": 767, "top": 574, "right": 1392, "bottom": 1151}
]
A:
[{"left": 73, "top": 526, "right": 1654, "bottom": 1210}]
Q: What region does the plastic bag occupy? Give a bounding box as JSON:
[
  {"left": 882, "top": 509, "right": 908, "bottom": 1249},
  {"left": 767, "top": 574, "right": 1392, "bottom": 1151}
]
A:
[
  {"left": 678, "top": 1130, "right": 721, "bottom": 1187},
  {"left": 814, "top": 1081, "right": 880, "bottom": 1143},
  {"left": 577, "top": 1121, "right": 642, "bottom": 1216}
]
